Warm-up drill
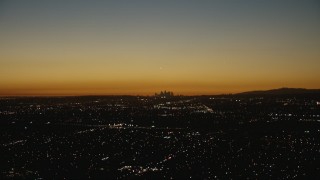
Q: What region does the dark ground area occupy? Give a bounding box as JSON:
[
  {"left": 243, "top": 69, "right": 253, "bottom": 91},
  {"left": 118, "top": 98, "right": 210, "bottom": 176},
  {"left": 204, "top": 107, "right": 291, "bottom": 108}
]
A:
[{"left": 1, "top": 95, "right": 320, "bottom": 179}]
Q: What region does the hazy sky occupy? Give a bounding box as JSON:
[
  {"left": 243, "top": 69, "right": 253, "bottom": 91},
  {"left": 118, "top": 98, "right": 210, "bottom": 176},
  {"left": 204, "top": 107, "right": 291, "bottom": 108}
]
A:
[{"left": 1, "top": 0, "right": 319, "bottom": 96}]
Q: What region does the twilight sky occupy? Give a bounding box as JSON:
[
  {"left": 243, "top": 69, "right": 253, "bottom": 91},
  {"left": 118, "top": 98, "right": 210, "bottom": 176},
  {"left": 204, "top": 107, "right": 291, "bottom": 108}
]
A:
[{"left": 0, "top": 0, "right": 319, "bottom": 96}]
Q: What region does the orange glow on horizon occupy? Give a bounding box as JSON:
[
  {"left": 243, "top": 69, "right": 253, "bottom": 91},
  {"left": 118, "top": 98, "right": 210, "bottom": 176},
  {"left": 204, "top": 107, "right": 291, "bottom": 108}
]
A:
[{"left": 1, "top": 1, "right": 319, "bottom": 96}]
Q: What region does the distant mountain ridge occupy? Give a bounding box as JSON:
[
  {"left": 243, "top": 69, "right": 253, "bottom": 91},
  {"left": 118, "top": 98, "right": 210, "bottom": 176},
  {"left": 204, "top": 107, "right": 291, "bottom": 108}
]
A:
[{"left": 236, "top": 88, "right": 320, "bottom": 95}]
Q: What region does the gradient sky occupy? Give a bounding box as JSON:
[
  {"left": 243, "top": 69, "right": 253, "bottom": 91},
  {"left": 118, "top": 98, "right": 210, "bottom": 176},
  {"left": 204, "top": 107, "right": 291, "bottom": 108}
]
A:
[{"left": 0, "top": 0, "right": 319, "bottom": 96}]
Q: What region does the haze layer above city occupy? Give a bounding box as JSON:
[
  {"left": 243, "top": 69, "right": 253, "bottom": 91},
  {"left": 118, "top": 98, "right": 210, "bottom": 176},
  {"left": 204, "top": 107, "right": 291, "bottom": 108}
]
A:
[{"left": 1, "top": 0, "right": 320, "bottom": 96}]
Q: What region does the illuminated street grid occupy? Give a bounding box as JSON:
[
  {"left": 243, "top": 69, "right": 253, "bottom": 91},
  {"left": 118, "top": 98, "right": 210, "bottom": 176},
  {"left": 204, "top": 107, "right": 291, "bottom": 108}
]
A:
[{"left": 1, "top": 95, "right": 320, "bottom": 179}]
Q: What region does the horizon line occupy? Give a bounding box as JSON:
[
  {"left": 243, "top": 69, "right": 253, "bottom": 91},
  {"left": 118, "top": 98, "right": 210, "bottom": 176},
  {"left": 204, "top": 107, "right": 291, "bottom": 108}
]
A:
[{"left": 1, "top": 87, "right": 319, "bottom": 98}]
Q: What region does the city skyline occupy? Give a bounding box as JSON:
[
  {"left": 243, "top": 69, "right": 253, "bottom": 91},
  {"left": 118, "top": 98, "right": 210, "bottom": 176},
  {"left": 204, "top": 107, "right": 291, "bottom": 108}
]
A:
[{"left": 1, "top": 0, "right": 320, "bottom": 96}]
